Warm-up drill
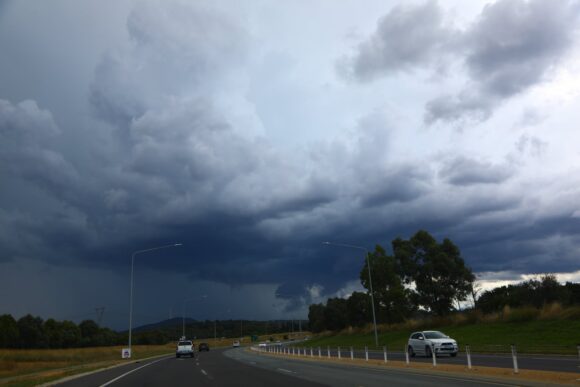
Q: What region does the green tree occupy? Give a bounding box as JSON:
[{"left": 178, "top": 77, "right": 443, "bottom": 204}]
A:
[
  {"left": 392, "top": 230, "right": 475, "bottom": 316},
  {"left": 346, "top": 291, "right": 370, "bottom": 327},
  {"left": 44, "top": 318, "right": 64, "bottom": 348},
  {"left": 0, "top": 314, "right": 19, "bottom": 348},
  {"left": 323, "top": 298, "right": 348, "bottom": 331},
  {"left": 308, "top": 303, "right": 326, "bottom": 333},
  {"left": 17, "top": 314, "right": 46, "bottom": 348},
  {"left": 360, "top": 245, "right": 414, "bottom": 323}
]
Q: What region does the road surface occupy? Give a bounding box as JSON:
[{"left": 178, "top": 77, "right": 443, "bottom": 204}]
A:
[{"left": 57, "top": 347, "right": 570, "bottom": 387}]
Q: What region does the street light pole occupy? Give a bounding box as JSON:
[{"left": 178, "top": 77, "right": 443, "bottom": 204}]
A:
[
  {"left": 128, "top": 243, "right": 182, "bottom": 358},
  {"left": 322, "top": 241, "right": 379, "bottom": 347}
]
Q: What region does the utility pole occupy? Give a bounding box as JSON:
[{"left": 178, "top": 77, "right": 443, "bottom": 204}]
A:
[{"left": 95, "top": 307, "right": 105, "bottom": 326}]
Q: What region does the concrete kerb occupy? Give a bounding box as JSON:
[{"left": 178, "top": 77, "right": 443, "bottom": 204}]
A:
[
  {"left": 36, "top": 352, "right": 174, "bottom": 387},
  {"left": 252, "top": 347, "right": 580, "bottom": 387}
]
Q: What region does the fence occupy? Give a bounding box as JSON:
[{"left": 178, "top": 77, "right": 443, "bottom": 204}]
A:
[{"left": 251, "top": 342, "right": 580, "bottom": 375}]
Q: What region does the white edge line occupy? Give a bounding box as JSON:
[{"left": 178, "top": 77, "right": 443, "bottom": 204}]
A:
[
  {"left": 99, "top": 357, "right": 169, "bottom": 387},
  {"left": 277, "top": 368, "right": 294, "bottom": 373},
  {"left": 201, "top": 369, "right": 208, "bottom": 376}
]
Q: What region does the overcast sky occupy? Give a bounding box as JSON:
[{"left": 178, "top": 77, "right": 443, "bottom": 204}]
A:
[{"left": 1, "top": 0, "right": 580, "bottom": 329}]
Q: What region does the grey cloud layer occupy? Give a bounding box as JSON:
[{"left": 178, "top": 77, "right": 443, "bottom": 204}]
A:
[
  {"left": 1, "top": 0, "right": 579, "bottom": 320},
  {"left": 346, "top": 0, "right": 580, "bottom": 124}
]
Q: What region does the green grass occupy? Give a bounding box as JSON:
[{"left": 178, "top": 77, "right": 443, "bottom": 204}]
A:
[{"left": 304, "top": 319, "right": 580, "bottom": 355}]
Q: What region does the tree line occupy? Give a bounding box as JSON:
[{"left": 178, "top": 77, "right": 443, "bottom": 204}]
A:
[
  {"left": 476, "top": 274, "right": 580, "bottom": 313},
  {"left": 309, "top": 230, "right": 475, "bottom": 332},
  {"left": 0, "top": 315, "right": 122, "bottom": 348},
  {"left": 0, "top": 314, "right": 309, "bottom": 349},
  {"left": 308, "top": 230, "right": 580, "bottom": 333}
]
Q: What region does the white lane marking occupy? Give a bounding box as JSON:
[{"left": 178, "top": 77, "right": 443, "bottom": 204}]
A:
[
  {"left": 99, "top": 357, "right": 169, "bottom": 387},
  {"left": 201, "top": 369, "right": 208, "bottom": 376},
  {"left": 277, "top": 368, "right": 295, "bottom": 373}
]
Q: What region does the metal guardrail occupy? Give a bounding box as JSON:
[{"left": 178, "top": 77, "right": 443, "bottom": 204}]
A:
[{"left": 250, "top": 342, "right": 580, "bottom": 374}]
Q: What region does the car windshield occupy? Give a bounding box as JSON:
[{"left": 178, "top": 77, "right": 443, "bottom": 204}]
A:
[
  {"left": 424, "top": 332, "right": 447, "bottom": 339},
  {"left": 178, "top": 341, "right": 192, "bottom": 346}
]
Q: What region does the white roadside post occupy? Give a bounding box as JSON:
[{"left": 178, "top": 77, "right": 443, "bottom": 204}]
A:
[
  {"left": 431, "top": 344, "right": 437, "bottom": 367},
  {"left": 318, "top": 346, "right": 321, "bottom": 358},
  {"left": 405, "top": 346, "right": 410, "bottom": 365},
  {"left": 338, "top": 346, "right": 341, "bottom": 360},
  {"left": 511, "top": 344, "right": 519, "bottom": 374},
  {"left": 350, "top": 346, "right": 354, "bottom": 360},
  {"left": 311, "top": 347, "right": 313, "bottom": 357},
  {"left": 466, "top": 345, "right": 472, "bottom": 370},
  {"left": 365, "top": 346, "right": 369, "bottom": 361},
  {"left": 327, "top": 346, "right": 331, "bottom": 359},
  {"left": 383, "top": 346, "right": 387, "bottom": 363}
]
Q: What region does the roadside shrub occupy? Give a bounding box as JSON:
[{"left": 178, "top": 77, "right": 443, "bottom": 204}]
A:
[
  {"left": 539, "top": 302, "right": 563, "bottom": 320},
  {"left": 560, "top": 306, "right": 580, "bottom": 320},
  {"left": 504, "top": 307, "right": 539, "bottom": 323}
]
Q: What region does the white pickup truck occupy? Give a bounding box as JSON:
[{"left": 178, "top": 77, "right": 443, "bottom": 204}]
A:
[{"left": 176, "top": 340, "right": 195, "bottom": 358}]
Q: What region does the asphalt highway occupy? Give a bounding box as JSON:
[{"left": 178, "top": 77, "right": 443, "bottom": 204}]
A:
[
  {"left": 288, "top": 346, "right": 580, "bottom": 373},
  {"left": 57, "top": 347, "right": 573, "bottom": 387}
]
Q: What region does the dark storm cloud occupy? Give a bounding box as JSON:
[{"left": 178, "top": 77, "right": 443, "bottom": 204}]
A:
[
  {"left": 2, "top": 0, "right": 580, "bottom": 327},
  {"left": 345, "top": 0, "right": 455, "bottom": 81},
  {"left": 439, "top": 156, "right": 514, "bottom": 186}
]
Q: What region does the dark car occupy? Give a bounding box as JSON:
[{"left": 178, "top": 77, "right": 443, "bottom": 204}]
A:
[{"left": 198, "top": 342, "right": 210, "bottom": 352}]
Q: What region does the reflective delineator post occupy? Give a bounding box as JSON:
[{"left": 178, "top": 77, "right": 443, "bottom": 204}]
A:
[
  {"left": 383, "top": 346, "right": 387, "bottom": 363},
  {"left": 405, "top": 346, "right": 410, "bottom": 365},
  {"left": 318, "top": 346, "right": 321, "bottom": 358},
  {"left": 350, "top": 346, "right": 354, "bottom": 360},
  {"left": 327, "top": 346, "right": 330, "bottom": 359},
  {"left": 310, "top": 347, "right": 313, "bottom": 357},
  {"left": 466, "top": 345, "right": 472, "bottom": 370},
  {"left": 511, "top": 344, "right": 519, "bottom": 374},
  {"left": 431, "top": 344, "right": 437, "bottom": 367},
  {"left": 338, "top": 346, "right": 341, "bottom": 360},
  {"left": 365, "top": 346, "right": 369, "bottom": 361}
]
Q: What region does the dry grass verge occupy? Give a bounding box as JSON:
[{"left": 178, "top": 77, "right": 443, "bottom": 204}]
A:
[{"left": 0, "top": 344, "right": 174, "bottom": 386}]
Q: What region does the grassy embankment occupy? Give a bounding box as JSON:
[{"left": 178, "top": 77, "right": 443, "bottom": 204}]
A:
[{"left": 305, "top": 305, "right": 580, "bottom": 355}]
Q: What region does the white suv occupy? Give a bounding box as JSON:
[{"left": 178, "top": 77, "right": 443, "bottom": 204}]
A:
[
  {"left": 407, "top": 331, "right": 458, "bottom": 357},
  {"left": 176, "top": 340, "right": 195, "bottom": 358}
]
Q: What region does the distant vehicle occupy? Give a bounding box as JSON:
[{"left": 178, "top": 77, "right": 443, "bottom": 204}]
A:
[
  {"left": 407, "top": 331, "right": 458, "bottom": 357},
  {"left": 198, "top": 342, "right": 209, "bottom": 352},
  {"left": 258, "top": 342, "right": 267, "bottom": 347},
  {"left": 232, "top": 340, "right": 240, "bottom": 348},
  {"left": 176, "top": 340, "right": 195, "bottom": 358},
  {"left": 275, "top": 340, "right": 282, "bottom": 346}
]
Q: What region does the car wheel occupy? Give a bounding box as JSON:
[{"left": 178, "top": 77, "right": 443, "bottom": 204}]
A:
[
  {"left": 176, "top": 354, "right": 180, "bottom": 358},
  {"left": 425, "top": 346, "right": 432, "bottom": 358},
  {"left": 450, "top": 352, "right": 457, "bottom": 357},
  {"left": 407, "top": 346, "right": 415, "bottom": 358}
]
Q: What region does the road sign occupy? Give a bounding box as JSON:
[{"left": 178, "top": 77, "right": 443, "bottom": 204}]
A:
[{"left": 122, "top": 348, "right": 131, "bottom": 359}]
